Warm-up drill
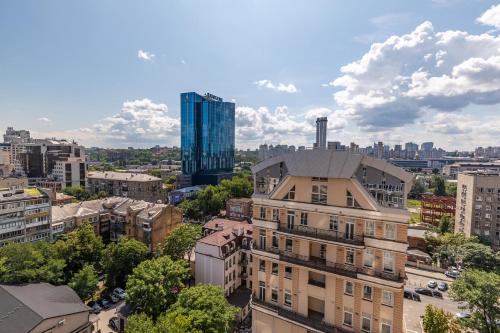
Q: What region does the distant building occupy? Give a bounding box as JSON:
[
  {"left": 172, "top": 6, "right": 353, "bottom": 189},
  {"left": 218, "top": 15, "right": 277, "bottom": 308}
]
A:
[
  {"left": 52, "top": 197, "right": 182, "bottom": 250},
  {"left": 226, "top": 198, "right": 253, "bottom": 221},
  {"left": 168, "top": 185, "right": 204, "bottom": 205},
  {"left": 443, "top": 161, "right": 500, "bottom": 180},
  {"left": 181, "top": 92, "right": 235, "bottom": 186},
  {"left": 87, "top": 171, "right": 164, "bottom": 203},
  {"left": 194, "top": 218, "right": 253, "bottom": 323},
  {"left": 0, "top": 187, "right": 51, "bottom": 246},
  {"left": 0, "top": 176, "right": 28, "bottom": 190},
  {"left": 455, "top": 171, "right": 500, "bottom": 249},
  {"left": 420, "top": 142, "right": 434, "bottom": 151},
  {"left": 0, "top": 283, "right": 91, "bottom": 333},
  {"left": 315, "top": 117, "right": 327, "bottom": 149},
  {"left": 390, "top": 159, "right": 429, "bottom": 170},
  {"left": 3, "top": 127, "right": 31, "bottom": 144},
  {"left": 420, "top": 194, "right": 456, "bottom": 226}
]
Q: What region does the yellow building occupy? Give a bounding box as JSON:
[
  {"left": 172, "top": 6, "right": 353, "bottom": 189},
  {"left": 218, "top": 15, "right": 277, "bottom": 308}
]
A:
[{"left": 250, "top": 150, "right": 412, "bottom": 333}]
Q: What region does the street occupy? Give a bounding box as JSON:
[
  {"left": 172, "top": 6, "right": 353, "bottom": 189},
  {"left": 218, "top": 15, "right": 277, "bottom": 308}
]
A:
[
  {"left": 92, "top": 300, "right": 124, "bottom": 333},
  {"left": 404, "top": 268, "right": 462, "bottom": 333}
]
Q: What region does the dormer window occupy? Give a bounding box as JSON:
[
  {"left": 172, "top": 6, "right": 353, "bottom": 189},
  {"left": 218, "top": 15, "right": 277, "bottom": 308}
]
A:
[
  {"left": 312, "top": 185, "right": 327, "bottom": 204},
  {"left": 284, "top": 186, "right": 295, "bottom": 200},
  {"left": 346, "top": 190, "right": 360, "bottom": 208}
]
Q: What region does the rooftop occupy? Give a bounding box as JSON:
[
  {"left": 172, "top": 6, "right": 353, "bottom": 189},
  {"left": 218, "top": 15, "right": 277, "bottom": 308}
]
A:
[
  {"left": 0, "top": 187, "right": 47, "bottom": 202},
  {"left": 88, "top": 171, "right": 161, "bottom": 182},
  {"left": 199, "top": 218, "right": 252, "bottom": 247}
]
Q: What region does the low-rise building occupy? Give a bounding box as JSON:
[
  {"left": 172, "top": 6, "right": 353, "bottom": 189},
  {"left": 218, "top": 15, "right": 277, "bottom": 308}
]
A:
[
  {"left": 0, "top": 282, "right": 91, "bottom": 333},
  {"left": 420, "top": 194, "right": 456, "bottom": 226},
  {"left": 455, "top": 171, "right": 500, "bottom": 249},
  {"left": 443, "top": 161, "right": 500, "bottom": 180},
  {"left": 226, "top": 198, "right": 253, "bottom": 221},
  {"left": 51, "top": 197, "right": 182, "bottom": 250},
  {"left": 0, "top": 187, "right": 51, "bottom": 246},
  {"left": 87, "top": 171, "right": 164, "bottom": 203},
  {"left": 0, "top": 176, "right": 28, "bottom": 190},
  {"left": 194, "top": 218, "right": 253, "bottom": 323}
]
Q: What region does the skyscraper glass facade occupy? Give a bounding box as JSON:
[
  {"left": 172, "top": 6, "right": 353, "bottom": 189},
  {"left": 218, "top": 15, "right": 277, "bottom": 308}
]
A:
[{"left": 181, "top": 92, "right": 235, "bottom": 177}]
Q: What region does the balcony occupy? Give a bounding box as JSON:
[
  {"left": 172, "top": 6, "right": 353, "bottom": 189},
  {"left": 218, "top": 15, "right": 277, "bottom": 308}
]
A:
[
  {"left": 278, "top": 224, "right": 364, "bottom": 246},
  {"left": 252, "top": 294, "right": 349, "bottom": 333},
  {"left": 308, "top": 279, "right": 326, "bottom": 288},
  {"left": 359, "top": 266, "right": 405, "bottom": 283},
  {"left": 279, "top": 252, "right": 358, "bottom": 279}
]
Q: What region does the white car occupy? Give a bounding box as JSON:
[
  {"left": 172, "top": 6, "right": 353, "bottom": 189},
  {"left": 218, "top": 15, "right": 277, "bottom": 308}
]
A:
[
  {"left": 113, "top": 288, "right": 126, "bottom": 300},
  {"left": 428, "top": 280, "right": 437, "bottom": 288}
]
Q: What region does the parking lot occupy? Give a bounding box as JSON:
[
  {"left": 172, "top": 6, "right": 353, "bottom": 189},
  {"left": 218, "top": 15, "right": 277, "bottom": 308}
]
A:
[
  {"left": 404, "top": 268, "right": 462, "bottom": 333},
  {"left": 91, "top": 300, "right": 125, "bottom": 333}
]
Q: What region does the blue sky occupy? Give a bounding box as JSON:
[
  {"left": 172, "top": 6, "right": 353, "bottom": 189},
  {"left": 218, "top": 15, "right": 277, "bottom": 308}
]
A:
[{"left": 0, "top": 0, "right": 499, "bottom": 149}]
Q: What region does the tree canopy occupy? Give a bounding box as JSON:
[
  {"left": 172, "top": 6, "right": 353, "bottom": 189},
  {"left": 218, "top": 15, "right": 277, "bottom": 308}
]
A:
[
  {"left": 162, "top": 224, "right": 202, "bottom": 261},
  {"left": 63, "top": 186, "right": 105, "bottom": 201},
  {"left": 449, "top": 269, "right": 500, "bottom": 333},
  {"left": 163, "top": 284, "right": 239, "bottom": 333},
  {"left": 125, "top": 313, "right": 157, "bottom": 333},
  {"left": 126, "top": 256, "right": 190, "bottom": 319},
  {"left": 422, "top": 304, "right": 461, "bottom": 333},
  {"left": 68, "top": 264, "right": 98, "bottom": 300},
  {"left": 103, "top": 237, "right": 149, "bottom": 289}
]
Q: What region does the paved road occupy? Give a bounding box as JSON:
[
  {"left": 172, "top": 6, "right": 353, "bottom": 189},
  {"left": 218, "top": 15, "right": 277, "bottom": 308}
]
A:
[
  {"left": 404, "top": 269, "right": 462, "bottom": 333},
  {"left": 92, "top": 300, "right": 124, "bottom": 333}
]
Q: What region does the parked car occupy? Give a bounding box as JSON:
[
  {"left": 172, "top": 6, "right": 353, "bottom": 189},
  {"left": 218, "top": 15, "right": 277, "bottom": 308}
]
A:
[
  {"left": 110, "top": 294, "right": 120, "bottom": 303},
  {"left": 438, "top": 282, "right": 448, "bottom": 291},
  {"left": 404, "top": 289, "right": 421, "bottom": 301},
  {"left": 415, "top": 288, "right": 433, "bottom": 296},
  {"left": 428, "top": 280, "right": 437, "bottom": 288},
  {"left": 109, "top": 317, "right": 120, "bottom": 332},
  {"left": 431, "top": 290, "right": 443, "bottom": 298},
  {"left": 113, "top": 288, "right": 126, "bottom": 300},
  {"left": 99, "top": 299, "right": 111, "bottom": 309},
  {"left": 90, "top": 302, "right": 102, "bottom": 314},
  {"left": 445, "top": 270, "right": 459, "bottom": 279},
  {"left": 455, "top": 312, "right": 471, "bottom": 319}
]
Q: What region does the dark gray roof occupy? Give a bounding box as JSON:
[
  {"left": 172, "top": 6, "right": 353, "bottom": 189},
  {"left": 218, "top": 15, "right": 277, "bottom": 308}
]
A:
[
  {"left": 0, "top": 283, "right": 89, "bottom": 333},
  {"left": 227, "top": 287, "right": 252, "bottom": 308}
]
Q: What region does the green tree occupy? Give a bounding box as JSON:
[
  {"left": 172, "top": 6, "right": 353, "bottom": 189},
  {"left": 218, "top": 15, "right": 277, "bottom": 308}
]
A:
[
  {"left": 126, "top": 256, "right": 189, "bottom": 319},
  {"left": 163, "top": 284, "right": 238, "bottom": 333},
  {"left": 422, "top": 304, "right": 450, "bottom": 333},
  {"left": 433, "top": 176, "right": 447, "bottom": 196},
  {"left": 220, "top": 176, "right": 253, "bottom": 198},
  {"left": 125, "top": 313, "right": 157, "bottom": 333},
  {"left": 449, "top": 269, "right": 500, "bottom": 333},
  {"left": 0, "top": 241, "right": 66, "bottom": 284},
  {"left": 162, "top": 224, "right": 202, "bottom": 261},
  {"left": 438, "top": 216, "right": 452, "bottom": 234},
  {"left": 409, "top": 178, "right": 427, "bottom": 199},
  {"left": 197, "top": 185, "right": 228, "bottom": 216},
  {"left": 446, "top": 181, "right": 457, "bottom": 197},
  {"left": 68, "top": 264, "right": 98, "bottom": 300},
  {"left": 179, "top": 199, "right": 203, "bottom": 220},
  {"left": 103, "top": 237, "right": 149, "bottom": 289},
  {"left": 456, "top": 242, "right": 499, "bottom": 272},
  {"left": 55, "top": 223, "right": 104, "bottom": 279},
  {"left": 63, "top": 186, "right": 97, "bottom": 201}
]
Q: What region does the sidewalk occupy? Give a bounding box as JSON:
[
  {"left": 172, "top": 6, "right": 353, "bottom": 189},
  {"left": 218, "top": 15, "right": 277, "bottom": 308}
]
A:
[{"left": 406, "top": 266, "right": 453, "bottom": 282}]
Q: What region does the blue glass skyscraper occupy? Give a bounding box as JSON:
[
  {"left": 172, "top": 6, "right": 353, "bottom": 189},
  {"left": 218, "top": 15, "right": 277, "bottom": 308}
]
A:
[{"left": 181, "top": 92, "right": 235, "bottom": 185}]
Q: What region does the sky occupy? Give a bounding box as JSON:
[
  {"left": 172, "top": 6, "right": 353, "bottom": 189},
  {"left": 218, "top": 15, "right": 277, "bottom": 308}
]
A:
[{"left": 0, "top": 0, "right": 499, "bottom": 150}]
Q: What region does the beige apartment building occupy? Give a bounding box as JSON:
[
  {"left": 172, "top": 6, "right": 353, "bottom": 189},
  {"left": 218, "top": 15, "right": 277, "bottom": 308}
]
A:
[
  {"left": 250, "top": 150, "right": 412, "bottom": 333},
  {"left": 87, "top": 171, "right": 164, "bottom": 203},
  {"left": 455, "top": 171, "right": 500, "bottom": 249}
]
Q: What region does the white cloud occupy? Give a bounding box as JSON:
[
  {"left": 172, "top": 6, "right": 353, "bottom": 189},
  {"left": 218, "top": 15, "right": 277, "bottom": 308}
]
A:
[
  {"left": 180, "top": 59, "right": 186, "bottom": 65},
  {"left": 303, "top": 108, "right": 348, "bottom": 131},
  {"left": 38, "top": 117, "right": 51, "bottom": 123},
  {"left": 137, "top": 49, "right": 155, "bottom": 61},
  {"left": 331, "top": 21, "right": 500, "bottom": 130},
  {"left": 253, "top": 80, "right": 299, "bottom": 93},
  {"left": 92, "top": 98, "right": 179, "bottom": 146},
  {"left": 477, "top": 4, "right": 500, "bottom": 29}
]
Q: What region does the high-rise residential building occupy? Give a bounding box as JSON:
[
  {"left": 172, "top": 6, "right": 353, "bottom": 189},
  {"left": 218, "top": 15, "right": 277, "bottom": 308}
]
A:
[
  {"left": 3, "top": 127, "right": 31, "bottom": 144},
  {"left": 376, "top": 141, "right": 384, "bottom": 159},
  {"left": 250, "top": 150, "right": 412, "bottom": 333},
  {"left": 181, "top": 92, "right": 235, "bottom": 186},
  {"left": 404, "top": 142, "right": 418, "bottom": 159},
  {"left": 315, "top": 117, "right": 328, "bottom": 150},
  {"left": 420, "top": 142, "right": 434, "bottom": 151},
  {"left": 455, "top": 171, "right": 500, "bottom": 249},
  {"left": 394, "top": 144, "right": 402, "bottom": 158},
  {"left": 0, "top": 187, "right": 51, "bottom": 246}
]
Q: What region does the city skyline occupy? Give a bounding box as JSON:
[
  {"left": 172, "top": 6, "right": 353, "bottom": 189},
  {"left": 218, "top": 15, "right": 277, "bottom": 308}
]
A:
[{"left": 1, "top": 1, "right": 499, "bottom": 150}]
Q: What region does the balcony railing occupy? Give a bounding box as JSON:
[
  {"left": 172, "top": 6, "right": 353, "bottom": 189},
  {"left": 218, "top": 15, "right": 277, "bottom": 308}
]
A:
[
  {"left": 252, "top": 294, "right": 349, "bottom": 333},
  {"left": 308, "top": 279, "right": 326, "bottom": 288},
  {"left": 278, "top": 225, "right": 364, "bottom": 246},
  {"left": 359, "top": 266, "right": 405, "bottom": 282}
]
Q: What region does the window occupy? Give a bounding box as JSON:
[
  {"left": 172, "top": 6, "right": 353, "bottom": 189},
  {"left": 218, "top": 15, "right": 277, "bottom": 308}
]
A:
[
  {"left": 383, "top": 252, "right": 395, "bottom": 273},
  {"left": 259, "top": 228, "right": 266, "bottom": 249},
  {"left": 259, "top": 207, "right": 266, "bottom": 219},
  {"left": 271, "top": 288, "right": 278, "bottom": 303},
  {"left": 329, "top": 215, "right": 339, "bottom": 231},
  {"left": 319, "top": 244, "right": 326, "bottom": 259},
  {"left": 362, "top": 316, "right": 371, "bottom": 332},
  {"left": 346, "top": 190, "right": 359, "bottom": 207},
  {"left": 312, "top": 185, "right": 327, "bottom": 204},
  {"left": 225, "top": 261, "right": 228, "bottom": 271},
  {"left": 382, "top": 290, "right": 393, "bottom": 306},
  {"left": 272, "top": 232, "right": 279, "bottom": 248},
  {"left": 272, "top": 262, "right": 278, "bottom": 275},
  {"left": 259, "top": 281, "right": 266, "bottom": 301},
  {"left": 259, "top": 260, "right": 266, "bottom": 272},
  {"left": 285, "top": 238, "right": 293, "bottom": 252},
  {"left": 363, "top": 285, "right": 372, "bottom": 300},
  {"left": 363, "top": 248, "right": 374, "bottom": 268},
  {"left": 343, "top": 309, "right": 353, "bottom": 326},
  {"left": 385, "top": 223, "right": 396, "bottom": 240},
  {"left": 284, "top": 290, "right": 292, "bottom": 307},
  {"left": 300, "top": 212, "right": 308, "bottom": 226},
  {"left": 287, "top": 211, "right": 295, "bottom": 229},
  {"left": 285, "top": 266, "right": 292, "bottom": 279},
  {"left": 284, "top": 186, "right": 295, "bottom": 200},
  {"left": 272, "top": 208, "right": 279, "bottom": 221},
  {"left": 365, "top": 220, "right": 374, "bottom": 237},
  {"left": 344, "top": 281, "right": 353, "bottom": 295},
  {"left": 345, "top": 248, "right": 355, "bottom": 265},
  {"left": 381, "top": 320, "right": 392, "bottom": 333}
]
